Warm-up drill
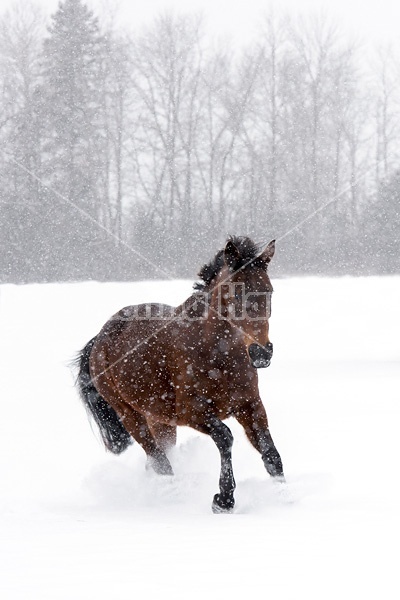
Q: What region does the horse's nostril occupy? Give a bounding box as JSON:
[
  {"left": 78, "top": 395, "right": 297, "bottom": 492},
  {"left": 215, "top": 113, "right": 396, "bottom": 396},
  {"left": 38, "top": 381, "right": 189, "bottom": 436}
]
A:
[
  {"left": 248, "top": 343, "right": 273, "bottom": 368},
  {"left": 265, "top": 342, "right": 273, "bottom": 356}
]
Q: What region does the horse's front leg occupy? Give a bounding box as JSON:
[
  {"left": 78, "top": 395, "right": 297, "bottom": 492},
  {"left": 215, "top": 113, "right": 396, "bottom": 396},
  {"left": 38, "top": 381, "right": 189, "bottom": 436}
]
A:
[
  {"left": 236, "top": 400, "right": 284, "bottom": 479},
  {"left": 192, "top": 413, "right": 236, "bottom": 513}
]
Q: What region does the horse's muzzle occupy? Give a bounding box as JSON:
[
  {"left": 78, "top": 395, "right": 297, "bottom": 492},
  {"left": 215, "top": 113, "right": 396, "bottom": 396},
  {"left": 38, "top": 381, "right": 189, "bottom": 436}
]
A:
[{"left": 248, "top": 342, "right": 273, "bottom": 368}]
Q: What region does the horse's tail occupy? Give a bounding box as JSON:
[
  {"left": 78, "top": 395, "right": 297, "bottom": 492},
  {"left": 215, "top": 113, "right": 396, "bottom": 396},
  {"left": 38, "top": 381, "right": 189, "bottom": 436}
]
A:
[{"left": 75, "top": 337, "right": 132, "bottom": 455}]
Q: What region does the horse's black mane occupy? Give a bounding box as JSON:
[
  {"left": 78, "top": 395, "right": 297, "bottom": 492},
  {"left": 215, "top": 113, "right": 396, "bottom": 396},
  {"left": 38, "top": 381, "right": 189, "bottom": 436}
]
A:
[{"left": 194, "top": 236, "right": 262, "bottom": 291}]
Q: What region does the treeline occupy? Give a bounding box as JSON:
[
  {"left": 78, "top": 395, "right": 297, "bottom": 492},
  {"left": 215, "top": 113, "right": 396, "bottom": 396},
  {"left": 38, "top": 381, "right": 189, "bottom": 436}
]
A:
[{"left": 0, "top": 0, "right": 399, "bottom": 283}]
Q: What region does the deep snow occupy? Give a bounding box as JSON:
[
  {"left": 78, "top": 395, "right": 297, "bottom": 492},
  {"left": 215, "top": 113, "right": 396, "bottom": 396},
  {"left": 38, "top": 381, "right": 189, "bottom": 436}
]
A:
[{"left": 0, "top": 277, "right": 399, "bottom": 599}]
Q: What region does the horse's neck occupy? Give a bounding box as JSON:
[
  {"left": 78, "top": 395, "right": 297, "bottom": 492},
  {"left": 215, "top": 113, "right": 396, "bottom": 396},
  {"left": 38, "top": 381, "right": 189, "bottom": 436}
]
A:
[
  {"left": 175, "top": 291, "right": 210, "bottom": 319},
  {"left": 175, "top": 291, "right": 228, "bottom": 340}
]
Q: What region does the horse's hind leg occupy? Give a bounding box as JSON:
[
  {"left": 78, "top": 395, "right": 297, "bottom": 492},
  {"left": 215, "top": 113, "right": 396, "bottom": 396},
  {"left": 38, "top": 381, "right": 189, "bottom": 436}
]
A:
[
  {"left": 95, "top": 387, "right": 173, "bottom": 475},
  {"left": 93, "top": 372, "right": 173, "bottom": 475},
  {"left": 147, "top": 417, "right": 177, "bottom": 453},
  {"left": 119, "top": 405, "right": 174, "bottom": 475}
]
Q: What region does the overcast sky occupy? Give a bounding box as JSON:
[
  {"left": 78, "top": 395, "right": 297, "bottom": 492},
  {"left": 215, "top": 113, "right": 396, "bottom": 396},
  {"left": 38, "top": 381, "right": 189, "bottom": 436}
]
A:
[{"left": 1, "top": 0, "right": 400, "bottom": 49}]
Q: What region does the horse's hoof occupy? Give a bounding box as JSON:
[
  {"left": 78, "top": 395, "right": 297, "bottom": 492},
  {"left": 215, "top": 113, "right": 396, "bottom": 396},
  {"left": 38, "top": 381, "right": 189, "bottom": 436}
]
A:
[
  {"left": 263, "top": 451, "right": 283, "bottom": 478},
  {"left": 212, "top": 494, "right": 235, "bottom": 514},
  {"left": 146, "top": 454, "right": 174, "bottom": 476},
  {"left": 154, "top": 463, "right": 174, "bottom": 476},
  {"left": 269, "top": 465, "right": 284, "bottom": 478}
]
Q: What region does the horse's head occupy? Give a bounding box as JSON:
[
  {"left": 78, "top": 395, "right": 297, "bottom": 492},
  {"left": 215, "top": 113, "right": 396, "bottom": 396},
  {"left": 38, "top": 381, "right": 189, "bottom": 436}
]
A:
[{"left": 207, "top": 237, "right": 276, "bottom": 369}]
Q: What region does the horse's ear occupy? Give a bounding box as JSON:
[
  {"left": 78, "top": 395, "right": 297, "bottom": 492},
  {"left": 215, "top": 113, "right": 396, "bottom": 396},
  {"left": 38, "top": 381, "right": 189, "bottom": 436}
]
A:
[
  {"left": 224, "top": 239, "right": 240, "bottom": 270},
  {"left": 260, "top": 240, "right": 275, "bottom": 264}
]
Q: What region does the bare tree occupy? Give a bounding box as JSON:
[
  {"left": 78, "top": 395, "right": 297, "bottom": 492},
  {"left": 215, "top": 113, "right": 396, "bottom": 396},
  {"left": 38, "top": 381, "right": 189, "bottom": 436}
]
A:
[
  {"left": 240, "top": 10, "right": 289, "bottom": 233},
  {"left": 97, "top": 32, "right": 134, "bottom": 244},
  {"left": 127, "top": 13, "right": 206, "bottom": 266},
  {"left": 373, "top": 45, "right": 400, "bottom": 188}
]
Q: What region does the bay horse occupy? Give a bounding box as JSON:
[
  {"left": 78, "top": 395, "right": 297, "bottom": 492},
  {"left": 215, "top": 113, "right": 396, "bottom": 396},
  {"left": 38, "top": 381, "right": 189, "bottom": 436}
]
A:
[{"left": 75, "top": 236, "right": 284, "bottom": 512}]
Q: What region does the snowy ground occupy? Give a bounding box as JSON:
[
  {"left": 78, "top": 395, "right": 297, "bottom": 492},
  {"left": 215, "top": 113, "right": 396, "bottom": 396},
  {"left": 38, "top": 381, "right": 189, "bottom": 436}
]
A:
[{"left": 0, "top": 276, "right": 399, "bottom": 599}]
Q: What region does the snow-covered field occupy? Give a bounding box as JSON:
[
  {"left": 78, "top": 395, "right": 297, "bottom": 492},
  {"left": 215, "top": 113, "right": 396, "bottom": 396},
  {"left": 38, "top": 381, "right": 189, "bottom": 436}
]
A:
[{"left": 0, "top": 276, "right": 399, "bottom": 599}]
